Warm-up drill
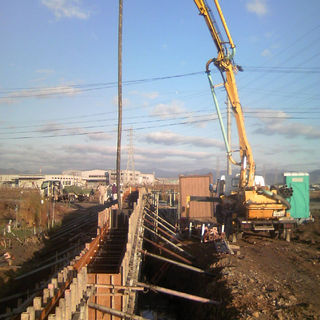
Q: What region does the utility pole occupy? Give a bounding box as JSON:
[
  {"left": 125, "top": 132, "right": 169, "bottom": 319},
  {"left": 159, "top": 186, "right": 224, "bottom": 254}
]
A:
[
  {"left": 127, "top": 126, "right": 135, "bottom": 185},
  {"left": 227, "top": 97, "right": 232, "bottom": 176},
  {"left": 116, "top": 0, "right": 123, "bottom": 210}
]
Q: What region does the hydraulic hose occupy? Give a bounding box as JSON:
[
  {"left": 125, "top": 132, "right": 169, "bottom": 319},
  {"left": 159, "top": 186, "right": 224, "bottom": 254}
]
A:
[{"left": 260, "top": 189, "right": 291, "bottom": 210}]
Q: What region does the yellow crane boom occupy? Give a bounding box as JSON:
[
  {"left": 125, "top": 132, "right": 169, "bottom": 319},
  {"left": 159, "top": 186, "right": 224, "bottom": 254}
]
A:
[
  {"left": 191, "top": 0, "right": 295, "bottom": 241},
  {"left": 193, "top": 0, "right": 255, "bottom": 188}
]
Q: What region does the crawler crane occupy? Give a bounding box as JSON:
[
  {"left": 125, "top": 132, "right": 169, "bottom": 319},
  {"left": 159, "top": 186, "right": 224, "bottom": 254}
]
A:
[{"left": 193, "top": 0, "right": 296, "bottom": 240}]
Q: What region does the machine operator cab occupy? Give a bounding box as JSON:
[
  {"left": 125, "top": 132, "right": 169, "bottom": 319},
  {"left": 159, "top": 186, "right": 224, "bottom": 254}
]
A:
[{"left": 215, "top": 174, "right": 265, "bottom": 197}]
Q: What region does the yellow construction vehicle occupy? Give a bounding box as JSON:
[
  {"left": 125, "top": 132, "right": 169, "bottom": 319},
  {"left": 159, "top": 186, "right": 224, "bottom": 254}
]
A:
[{"left": 193, "top": 0, "right": 296, "bottom": 240}]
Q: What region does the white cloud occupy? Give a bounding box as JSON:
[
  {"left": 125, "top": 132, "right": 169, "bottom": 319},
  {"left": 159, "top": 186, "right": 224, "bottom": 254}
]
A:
[
  {"left": 37, "top": 123, "right": 65, "bottom": 135},
  {"left": 250, "top": 109, "right": 320, "bottom": 139},
  {"left": 261, "top": 48, "right": 272, "bottom": 57},
  {"left": 0, "top": 142, "right": 119, "bottom": 174},
  {"left": 142, "top": 92, "right": 159, "bottom": 100},
  {"left": 254, "top": 122, "right": 320, "bottom": 139},
  {"left": 265, "top": 32, "right": 273, "bottom": 39},
  {"left": 86, "top": 133, "right": 113, "bottom": 141},
  {"left": 136, "top": 145, "right": 213, "bottom": 161},
  {"left": 129, "top": 91, "right": 159, "bottom": 100},
  {"left": 0, "top": 85, "right": 82, "bottom": 105},
  {"left": 42, "top": 0, "right": 91, "bottom": 20},
  {"left": 59, "top": 144, "right": 115, "bottom": 155},
  {"left": 246, "top": 0, "right": 268, "bottom": 16},
  {"left": 143, "top": 130, "right": 225, "bottom": 150},
  {"left": 150, "top": 101, "right": 186, "bottom": 119},
  {"left": 250, "top": 109, "right": 289, "bottom": 124}
]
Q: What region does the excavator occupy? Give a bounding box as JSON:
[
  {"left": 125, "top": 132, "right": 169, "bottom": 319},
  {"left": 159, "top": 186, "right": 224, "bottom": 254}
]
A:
[{"left": 192, "top": 0, "right": 296, "bottom": 241}]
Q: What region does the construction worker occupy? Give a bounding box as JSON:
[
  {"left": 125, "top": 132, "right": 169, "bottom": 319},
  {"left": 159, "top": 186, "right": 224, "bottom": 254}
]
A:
[
  {"left": 112, "top": 183, "right": 117, "bottom": 201},
  {"left": 98, "top": 184, "right": 106, "bottom": 204}
]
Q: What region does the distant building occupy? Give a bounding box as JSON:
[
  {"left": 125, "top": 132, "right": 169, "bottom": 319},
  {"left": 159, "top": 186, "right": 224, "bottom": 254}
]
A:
[
  {"left": 108, "top": 170, "right": 155, "bottom": 186},
  {"left": 63, "top": 169, "right": 155, "bottom": 187},
  {"left": 0, "top": 174, "right": 44, "bottom": 188},
  {"left": 62, "top": 169, "right": 109, "bottom": 188},
  {"left": 0, "top": 173, "right": 85, "bottom": 188},
  {"left": 0, "top": 169, "right": 155, "bottom": 189}
]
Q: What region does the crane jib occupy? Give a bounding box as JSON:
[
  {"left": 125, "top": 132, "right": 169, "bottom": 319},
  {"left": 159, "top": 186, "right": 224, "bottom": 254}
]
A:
[{"left": 194, "top": 0, "right": 255, "bottom": 187}]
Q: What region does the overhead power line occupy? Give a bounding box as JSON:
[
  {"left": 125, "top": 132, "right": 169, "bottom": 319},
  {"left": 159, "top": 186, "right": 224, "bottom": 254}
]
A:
[
  {"left": 1, "top": 67, "right": 319, "bottom": 101},
  {"left": 0, "top": 71, "right": 205, "bottom": 99},
  {"left": 1, "top": 110, "right": 320, "bottom": 141}
]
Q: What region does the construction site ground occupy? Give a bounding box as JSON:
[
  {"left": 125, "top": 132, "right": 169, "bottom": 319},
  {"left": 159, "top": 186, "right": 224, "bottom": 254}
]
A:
[
  {"left": 173, "top": 216, "right": 320, "bottom": 319},
  {"left": 0, "top": 196, "right": 320, "bottom": 319},
  {"left": 139, "top": 199, "right": 320, "bottom": 320}
]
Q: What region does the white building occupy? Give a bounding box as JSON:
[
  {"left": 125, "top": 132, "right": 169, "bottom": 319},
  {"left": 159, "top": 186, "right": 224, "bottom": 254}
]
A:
[
  {"left": 62, "top": 169, "right": 109, "bottom": 188},
  {"left": 0, "top": 169, "right": 155, "bottom": 189}
]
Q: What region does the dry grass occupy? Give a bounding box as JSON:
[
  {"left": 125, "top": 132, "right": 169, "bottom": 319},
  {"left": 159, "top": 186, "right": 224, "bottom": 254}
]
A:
[{"left": 0, "top": 187, "right": 68, "bottom": 230}]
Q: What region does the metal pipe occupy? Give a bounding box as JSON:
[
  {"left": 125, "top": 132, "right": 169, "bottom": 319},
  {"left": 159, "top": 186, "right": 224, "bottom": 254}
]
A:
[
  {"left": 143, "top": 237, "right": 192, "bottom": 265},
  {"left": 136, "top": 282, "right": 221, "bottom": 305},
  {"left": 143, "top": 218, "right": 187, "bottom": 248},
  {"left": 145, "top": 206, "right": 176, "bottom": 230},
  {"left": 88, "top": 284, "right": 144, "bottom": 290},
  {"left": 144, "top": 211, "right": 177, "bottom": 237},
  {"left": 143, "top": 225, "right": 195, "bottom": 259},
  {"left": 88, "top": 302, "right": 148, "bottom": 320},
  {"left": 213, "top": 0, "right": 235, "bottom": 49},
  {"left": 206, "top": 62, "right": 241, "bottom": 167},
  {"left": 140, "top": 250, "right": 215, "bottom": 277}
]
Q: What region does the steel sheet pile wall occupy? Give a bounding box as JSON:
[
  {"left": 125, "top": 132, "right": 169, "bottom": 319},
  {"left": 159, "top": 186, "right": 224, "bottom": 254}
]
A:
[
  {"left": 121, "top": 188, "right": 145, "bottom": 314},
  {"left": 180, "top": 174, "right": 213, "bottom": 220},
  {"left": 87, "top": 189, "right": 145, "bottom": 319},
  {"left": 19, "top": 251, "right": 89, "bottom": 320}
]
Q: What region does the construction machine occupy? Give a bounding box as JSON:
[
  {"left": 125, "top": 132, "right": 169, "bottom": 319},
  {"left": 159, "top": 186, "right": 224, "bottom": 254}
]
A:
[{"left": 192, "top": 0, "right": 296, "bottom": 240}]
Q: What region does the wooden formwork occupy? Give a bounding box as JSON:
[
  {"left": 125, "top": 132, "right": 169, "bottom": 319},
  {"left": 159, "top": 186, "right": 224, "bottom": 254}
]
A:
[
  {"left": 87, "top": 188, "right": 145, "bottom": 319},
  {"left": 87, "top": 273, "right": 123, "bottom": 320}
]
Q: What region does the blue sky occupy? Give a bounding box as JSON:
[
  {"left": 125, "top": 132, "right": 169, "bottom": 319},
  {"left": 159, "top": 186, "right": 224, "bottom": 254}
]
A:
[{"left": 1, "top": 0, "right": 320, "bottom": 176}]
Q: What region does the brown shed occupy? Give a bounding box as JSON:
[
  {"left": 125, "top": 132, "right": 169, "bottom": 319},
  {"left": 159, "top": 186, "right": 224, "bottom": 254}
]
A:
[{"left": 179, "top": 174, "right": 213, "bottom": 220}]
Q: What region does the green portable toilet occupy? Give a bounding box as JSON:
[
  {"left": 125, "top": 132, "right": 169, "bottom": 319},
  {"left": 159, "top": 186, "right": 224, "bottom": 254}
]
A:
[{"left": 283, "top": 172, "right": 310, "bottom": 220}]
